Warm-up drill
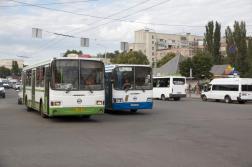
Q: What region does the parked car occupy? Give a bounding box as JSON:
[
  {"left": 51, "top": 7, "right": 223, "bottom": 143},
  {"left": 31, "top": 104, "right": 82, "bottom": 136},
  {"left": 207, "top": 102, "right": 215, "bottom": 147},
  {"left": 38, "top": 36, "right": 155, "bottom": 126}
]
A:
[
  {"left": 15, "top": 82, "right": 21, "bottom": 90},
  {"left": 201, "top": 78, "right": 252, "bottom": 104},
  {"left": 0, "top": 82, "right": 6, "bottom": 98}
]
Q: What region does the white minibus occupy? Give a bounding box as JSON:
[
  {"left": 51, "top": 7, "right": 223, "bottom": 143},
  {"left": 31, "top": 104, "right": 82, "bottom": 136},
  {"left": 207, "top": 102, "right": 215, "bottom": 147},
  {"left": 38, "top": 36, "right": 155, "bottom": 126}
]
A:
[
  {"left": 201, "top": 78, "right": 252, "bottom": 104},
  {"left": 153, "top": 76, "right": 186, "bottom": 101}
]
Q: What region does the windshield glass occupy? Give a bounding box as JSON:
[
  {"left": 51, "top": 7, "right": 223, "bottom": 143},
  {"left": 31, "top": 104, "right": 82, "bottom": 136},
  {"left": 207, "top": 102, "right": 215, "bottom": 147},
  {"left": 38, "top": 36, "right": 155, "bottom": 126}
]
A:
[
  {"left": 173, "top": 78, "right": 185, "bottom": 85},
  {"left": 80, "top": 61, "right": 104, "bottom": 90},
  {"left": 114, "top": 67, "right": 134, "bottom": 90},
  {"left": 114, "top": 66, "right": 152, "bottom": 90},
  {"left": 51, "top": 59, "right": 104, "bottom": 91},
  {"left": 52, "top": 60, "right": 79, "bottom": 90},
  {"left": 0, "top": 82, "right": 3, "bottom": 87},
  {"left": 135, "top": 67, "right": 152, "bottom": 90}
]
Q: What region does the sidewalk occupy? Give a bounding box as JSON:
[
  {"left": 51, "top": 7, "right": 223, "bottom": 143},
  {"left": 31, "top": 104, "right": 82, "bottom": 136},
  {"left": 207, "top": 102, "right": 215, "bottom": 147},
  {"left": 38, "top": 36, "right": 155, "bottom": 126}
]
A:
[{"left": 187, "top": 93, "right": 201, "bottom": 99}]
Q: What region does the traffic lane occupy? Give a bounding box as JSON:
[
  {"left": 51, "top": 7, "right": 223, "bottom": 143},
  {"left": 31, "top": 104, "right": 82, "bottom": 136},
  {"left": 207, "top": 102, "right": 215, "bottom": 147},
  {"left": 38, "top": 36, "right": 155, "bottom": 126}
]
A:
[{"left": 0, "top": 90, "right": 252, "bottom": 167}]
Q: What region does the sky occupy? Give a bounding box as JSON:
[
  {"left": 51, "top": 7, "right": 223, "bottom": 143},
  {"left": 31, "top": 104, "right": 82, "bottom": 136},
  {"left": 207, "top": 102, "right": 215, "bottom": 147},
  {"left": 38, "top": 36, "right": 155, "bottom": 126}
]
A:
[{"left": 0, "top": 0, "right": 252, "bottom": 65}]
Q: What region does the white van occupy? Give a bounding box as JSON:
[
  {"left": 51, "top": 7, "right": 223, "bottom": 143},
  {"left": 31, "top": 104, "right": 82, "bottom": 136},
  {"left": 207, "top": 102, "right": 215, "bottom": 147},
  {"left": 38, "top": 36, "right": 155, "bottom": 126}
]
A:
[
  {"left": 201, "top": 78, "right": 252, "bottom": 104},
  {"left": 153, "top": 76, "right": 186, "bottom": 101}
]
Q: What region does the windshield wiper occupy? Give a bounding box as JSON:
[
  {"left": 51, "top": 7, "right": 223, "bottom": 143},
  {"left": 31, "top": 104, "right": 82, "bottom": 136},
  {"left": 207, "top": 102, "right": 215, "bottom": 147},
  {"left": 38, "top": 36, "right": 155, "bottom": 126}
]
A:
[{"left": 87, "top": 85, "right": 94, "bottom": 93}]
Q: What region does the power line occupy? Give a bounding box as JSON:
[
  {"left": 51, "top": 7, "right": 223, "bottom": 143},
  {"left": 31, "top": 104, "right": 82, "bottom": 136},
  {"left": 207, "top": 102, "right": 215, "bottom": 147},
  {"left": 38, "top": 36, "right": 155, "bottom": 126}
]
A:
[
  {"left": 34, "top": 0, "right": 172, "bottom": 55},
  {"left": 0, "top": 0, "right": 98, "bottom": 7},
  {"left": 22, "top": 0, "right": 156, "bottom": 56}
]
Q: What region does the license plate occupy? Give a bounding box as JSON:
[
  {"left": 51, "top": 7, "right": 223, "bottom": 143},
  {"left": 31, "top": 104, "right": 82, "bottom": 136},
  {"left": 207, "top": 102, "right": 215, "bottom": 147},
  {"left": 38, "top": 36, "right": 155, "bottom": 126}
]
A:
[
  {"left": 131, "top": 104, "right": 139, "bottom": 107},
  {"left": 75, "top": 107, "right": 83, "bottom": 112}
]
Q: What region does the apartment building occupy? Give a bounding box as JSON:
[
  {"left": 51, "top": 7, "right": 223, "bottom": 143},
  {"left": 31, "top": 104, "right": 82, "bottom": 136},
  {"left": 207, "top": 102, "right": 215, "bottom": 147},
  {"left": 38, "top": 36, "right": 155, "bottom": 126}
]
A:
[{"left": 128, "top": 29, "right": 204, "bottom": 65}]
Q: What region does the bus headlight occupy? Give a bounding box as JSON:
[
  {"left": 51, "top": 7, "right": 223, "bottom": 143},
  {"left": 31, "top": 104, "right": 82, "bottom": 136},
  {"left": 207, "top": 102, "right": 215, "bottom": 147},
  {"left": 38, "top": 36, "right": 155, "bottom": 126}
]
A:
[
  {"left": 96, "top": 100, "right": 103, "bottom": 105},
  {"left": 113, "top": 98, "right": 123, "bottom": 103},
  {"left": 51, "top": 101, "right": 61, "bottom": 106},
  {"left": 147, "top": 97, "right": 152, "bottom": 102}
]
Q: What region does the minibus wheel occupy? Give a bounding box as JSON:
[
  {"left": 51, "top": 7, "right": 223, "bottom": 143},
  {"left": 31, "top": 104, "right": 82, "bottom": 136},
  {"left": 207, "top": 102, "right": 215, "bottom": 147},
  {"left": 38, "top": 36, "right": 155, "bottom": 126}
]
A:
[
  {"left": 161, "top": 94, "right": 166, "bottom": 101},
  {"left": 130, "top": 109, "right": 137, "bottom": 113},
  {"left": 201, "top": 95, "right": 207, "bottom": 101},
  {"left": 224, "top": 96, "right": 232, "bottom": 103}
]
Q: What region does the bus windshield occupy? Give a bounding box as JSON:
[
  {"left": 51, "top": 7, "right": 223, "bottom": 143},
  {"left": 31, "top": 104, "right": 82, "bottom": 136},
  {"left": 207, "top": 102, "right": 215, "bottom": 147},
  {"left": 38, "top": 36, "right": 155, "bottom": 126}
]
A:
[
  {"left": 114, "top": 66, "right": 152, "bottom": 90},
  {"left": 51, "top": 59, "right": 104, "bottom": 91}
]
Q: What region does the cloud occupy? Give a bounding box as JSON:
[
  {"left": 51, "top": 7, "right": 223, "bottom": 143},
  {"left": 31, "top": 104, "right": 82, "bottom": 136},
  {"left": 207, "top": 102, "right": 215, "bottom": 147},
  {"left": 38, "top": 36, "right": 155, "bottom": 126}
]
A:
[{"left": 0, "top": 0, "right": 252, "bottom": 64}]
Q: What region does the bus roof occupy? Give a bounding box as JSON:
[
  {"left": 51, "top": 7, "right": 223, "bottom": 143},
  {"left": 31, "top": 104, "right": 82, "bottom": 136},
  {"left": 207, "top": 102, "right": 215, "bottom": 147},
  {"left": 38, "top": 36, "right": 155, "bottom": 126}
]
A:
[
  {"left": 23, "top": 57, "right": 103, "bottom": 71},
  {"left": 105, "top": 64, "right": 151, "bottom": 73}
]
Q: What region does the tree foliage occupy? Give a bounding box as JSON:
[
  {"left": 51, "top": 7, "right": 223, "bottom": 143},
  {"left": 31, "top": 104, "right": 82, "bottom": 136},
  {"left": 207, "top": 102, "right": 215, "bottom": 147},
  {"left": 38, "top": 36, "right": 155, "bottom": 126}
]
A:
[
  {"left": 225, "top": 21, "right": 249, "bottom": 76},
  {"left": 111, "top": 51, "right": 149, "bottom": 65},
  {"left": 11, "top": 61, "right": 21, "bottom": 76},
  {"left": 97, "top": 50, "right": 120, "bottom": 59},
  {"left": 157, "top": 53, "right": 176, "bottom": 68},
  {"left": 0, "top": 66, "right": 11, "bottom": 78},
  {"left": 204, "top": 21, "right": 222, "bottom": 64},
  {"left": 179, "top": 51, "right": 213, "bottom": 80},
  {"left": 63, "top": 50, "right": 83, "bottom": 57}
]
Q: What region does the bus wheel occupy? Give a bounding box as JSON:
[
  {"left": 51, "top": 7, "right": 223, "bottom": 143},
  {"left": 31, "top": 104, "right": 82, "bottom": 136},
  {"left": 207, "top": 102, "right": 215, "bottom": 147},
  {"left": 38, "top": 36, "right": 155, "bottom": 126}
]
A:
[
  {"left": 25, "top": 98, "right": 32, "bottom": 112},
  {"left": 174, "top": 97, "right": 180, "bottom": 101},
  {"left": 161, "top": 94, "right": 166, "bottom": 101},
  {"left": 130, "top": 109, "right": 137, "bottom": 113},
  {"left": 40, "top": 102, "right": 47, "bottom": 118},
  {"left": 224, "top": 96, "right": 232, "bottom": 103},
  {"left": 201, "top": 95, "right": 207, "bottom": 101},
  {"left": 18, "top": 98, "right": 22, "bottom": 105}
]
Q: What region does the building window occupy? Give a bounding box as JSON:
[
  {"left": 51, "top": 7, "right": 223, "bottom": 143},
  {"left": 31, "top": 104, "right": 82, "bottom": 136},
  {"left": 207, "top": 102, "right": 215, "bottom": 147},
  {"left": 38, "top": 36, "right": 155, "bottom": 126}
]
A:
[
  {"left": 152, "top": 41, "right": 154, "bottom": 44},
  {"left": 152, "top": 35, "right": 154, "bottom": 39},
  {"left": 152, "top": 52, "right": 154, "bottom": 56},
  {"left": 152, "top": 47, "right": 154, "bottom": 50}
]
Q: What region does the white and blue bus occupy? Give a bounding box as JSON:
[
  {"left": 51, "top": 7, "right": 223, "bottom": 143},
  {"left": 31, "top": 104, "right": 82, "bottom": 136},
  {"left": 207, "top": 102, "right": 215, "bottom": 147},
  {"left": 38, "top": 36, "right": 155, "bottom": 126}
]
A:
[{"left": 105, "top": 64, "right": 153, "bottom": 112}]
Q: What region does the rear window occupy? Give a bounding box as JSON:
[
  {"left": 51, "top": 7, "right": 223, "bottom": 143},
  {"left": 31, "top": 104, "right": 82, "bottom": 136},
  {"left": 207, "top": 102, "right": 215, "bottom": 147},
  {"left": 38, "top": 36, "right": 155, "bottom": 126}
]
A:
[
  {"left": 242, "top": 85, "right": 252, "bottom": 91},
  {"left": 173, "top": 78, "right": 185, "bottom": 85}
]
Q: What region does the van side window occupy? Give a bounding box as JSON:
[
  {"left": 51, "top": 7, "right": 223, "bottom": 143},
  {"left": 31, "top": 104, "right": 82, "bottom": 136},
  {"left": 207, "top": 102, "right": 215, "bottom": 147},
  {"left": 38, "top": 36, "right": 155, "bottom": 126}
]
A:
[
  {"left": 212, "top": 85, "right": 238, "bottom": 91},
  {"left": 242, "top": 85, "right": 252, "bottom": 91}
]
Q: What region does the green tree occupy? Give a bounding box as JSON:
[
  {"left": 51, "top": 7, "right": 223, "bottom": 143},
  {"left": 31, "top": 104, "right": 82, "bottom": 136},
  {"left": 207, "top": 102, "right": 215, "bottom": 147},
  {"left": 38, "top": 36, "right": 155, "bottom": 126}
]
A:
[
  {"left": 245, "top": 37, "right": 252, "bottom": 77},
  {"left": 97, "top": 50, "right": 120, "bottom": 59},
  {"left": 157, "top": 53, "right": 176, "bottom": 68},
  {"left": 213, "top": 22, "right": 221, "bottom": 64},
  {"left": 0, "top": 66, "right": 11, "bottom": 78},
  {"left": 63, "top": 50, "right": 83, "bottom": 57},
  {"left": 225, "top": 26, "right": 236, "bottom": 65},
  {"left": 179, "top": 58, "right": 192, "bottom": 77},
  {"left": 204, "top": 21, "right": 222, "bottom": 64},
  {"left": 179, "top": 51, "right": 213, "bottom": 79},
  {"left": 225, "top": 21, "right": 248, "bottom": 76},
  {"left": 111, "top": 51, "right": 149, "bottom": 65},
  {"left": 11, "top": 61, "right": 21, "bottom": 76}
]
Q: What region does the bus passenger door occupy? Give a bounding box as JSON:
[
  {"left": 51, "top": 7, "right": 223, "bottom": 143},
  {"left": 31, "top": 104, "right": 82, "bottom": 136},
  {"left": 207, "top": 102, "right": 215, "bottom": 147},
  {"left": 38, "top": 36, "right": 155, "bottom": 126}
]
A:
[
  {"left": 44, "top": 67, "right": 50, "bottom": 115},
  {"left": 31, "top": 70, "right": 36, "bottom": 108},
  {"left": 105, "top": 73, "right": 112, "bottom": 109}
]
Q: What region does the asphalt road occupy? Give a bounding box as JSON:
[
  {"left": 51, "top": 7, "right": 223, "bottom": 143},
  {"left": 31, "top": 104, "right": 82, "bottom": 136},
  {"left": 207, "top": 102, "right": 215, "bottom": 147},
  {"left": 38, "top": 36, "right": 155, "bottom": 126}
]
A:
[{"left": 1, "top": 90, "right": 252, "bottom": 167}]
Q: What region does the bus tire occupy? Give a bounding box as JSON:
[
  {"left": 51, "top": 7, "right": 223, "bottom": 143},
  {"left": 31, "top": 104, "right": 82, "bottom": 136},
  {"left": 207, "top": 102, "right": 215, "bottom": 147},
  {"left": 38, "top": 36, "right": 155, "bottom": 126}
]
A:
[
  {"left": 40, "top": 101, "right": 47, "bottom": 118},
  {"left": 25, "top": 97, "right": 32, "bottom": 112},
  {"left": 130, "top": 109, "right": 137, "bottom": 113},
  {"left": 201, "top": 95, "right": 207, "bottom": 101},
  {"left": 224, "top": 95, "right": 232, "bottom": 103},
  {"left": 161, "top": 94, "right": 166, "bottom": 101},
  {"left": 174, "top": 97, "right": 180, "bottom": 101},
  {"left": 18, "top": 98, "right": 22, "bottom": 105}
]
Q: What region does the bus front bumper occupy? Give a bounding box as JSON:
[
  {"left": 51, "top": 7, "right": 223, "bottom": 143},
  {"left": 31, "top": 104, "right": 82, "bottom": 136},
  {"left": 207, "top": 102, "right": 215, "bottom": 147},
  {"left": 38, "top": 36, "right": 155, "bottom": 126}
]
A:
[
  {"left": 112, "top": 102, "right": 153, "bottom": 110},
  {"left": 49, "top": 106, "right": 104, "bottom": 116}
]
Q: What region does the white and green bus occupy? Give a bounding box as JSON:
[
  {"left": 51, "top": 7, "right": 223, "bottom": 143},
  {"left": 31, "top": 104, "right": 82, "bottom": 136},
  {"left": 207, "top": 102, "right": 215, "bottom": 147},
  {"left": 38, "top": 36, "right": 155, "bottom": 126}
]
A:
[{"left": 21, "top": 57, "right": 105, "bottom": 118}]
